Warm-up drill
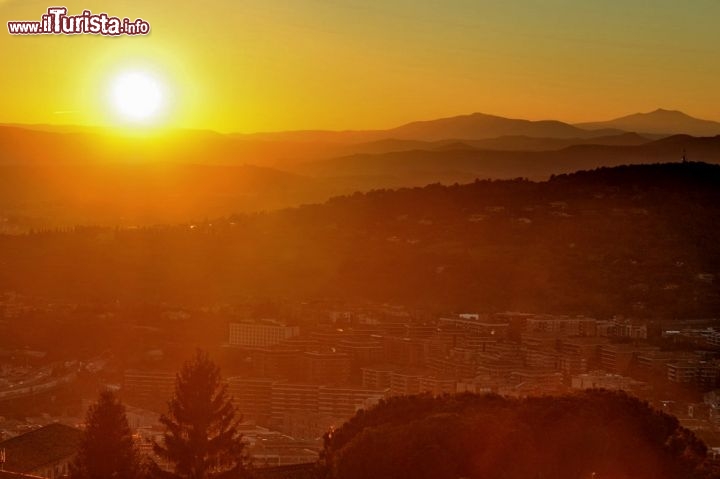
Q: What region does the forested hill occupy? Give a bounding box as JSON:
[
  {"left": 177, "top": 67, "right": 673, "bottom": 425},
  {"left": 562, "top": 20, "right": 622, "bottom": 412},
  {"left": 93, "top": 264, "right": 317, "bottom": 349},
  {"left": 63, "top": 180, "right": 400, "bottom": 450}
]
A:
[
  {"left": 320, "top": 390, "right": 717, "bottom": 479},
  {"left": 0, "top": 162, "right": 718, "bottom": 316}
]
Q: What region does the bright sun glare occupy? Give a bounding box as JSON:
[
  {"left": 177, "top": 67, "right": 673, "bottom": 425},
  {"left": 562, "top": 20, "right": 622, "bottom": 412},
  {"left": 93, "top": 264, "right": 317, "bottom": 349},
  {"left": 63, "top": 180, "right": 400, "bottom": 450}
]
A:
[{"left": 110, "top": 71, "right": 164, "bottom": 123}]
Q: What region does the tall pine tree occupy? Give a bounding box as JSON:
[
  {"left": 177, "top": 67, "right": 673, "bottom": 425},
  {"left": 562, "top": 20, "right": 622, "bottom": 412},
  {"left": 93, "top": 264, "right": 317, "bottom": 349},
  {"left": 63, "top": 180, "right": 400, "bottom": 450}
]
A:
[
  {"left": 70, "top": 389, "right": 142, "bottom": 479},
  {"left": 150, "top": 350, "right": 249, "bottom": 479}
]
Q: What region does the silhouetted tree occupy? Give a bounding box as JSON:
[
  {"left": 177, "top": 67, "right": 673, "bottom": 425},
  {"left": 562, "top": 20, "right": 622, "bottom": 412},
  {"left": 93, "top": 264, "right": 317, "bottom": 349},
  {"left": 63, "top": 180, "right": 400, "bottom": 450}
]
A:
[
  {"left": 69, "top": 389, "right": 142, "bottom": 479},
  {"left": 149, "top": 350, "right": 248, "bottom": 479}
]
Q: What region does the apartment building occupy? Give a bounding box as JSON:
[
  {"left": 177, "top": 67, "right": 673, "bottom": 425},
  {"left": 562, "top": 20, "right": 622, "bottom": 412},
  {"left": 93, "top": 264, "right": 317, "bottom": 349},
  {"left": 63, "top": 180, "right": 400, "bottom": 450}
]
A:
[{"left": 229, "top": 320, "right": 300, "bottom": 348}]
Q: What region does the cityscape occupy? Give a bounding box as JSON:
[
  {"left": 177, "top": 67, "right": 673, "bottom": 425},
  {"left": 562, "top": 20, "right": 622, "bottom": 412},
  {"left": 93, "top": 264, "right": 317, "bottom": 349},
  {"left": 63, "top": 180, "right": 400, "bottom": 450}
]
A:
[{"left": 1, "top": 291, "right": 720, "bottom": 475}]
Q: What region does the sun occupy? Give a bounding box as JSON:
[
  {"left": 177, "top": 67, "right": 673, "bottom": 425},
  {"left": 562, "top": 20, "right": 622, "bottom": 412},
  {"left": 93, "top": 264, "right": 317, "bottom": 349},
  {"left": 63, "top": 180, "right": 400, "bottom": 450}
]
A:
[{"left": 110, "top": 71, "right": 164, "bottom": 123}]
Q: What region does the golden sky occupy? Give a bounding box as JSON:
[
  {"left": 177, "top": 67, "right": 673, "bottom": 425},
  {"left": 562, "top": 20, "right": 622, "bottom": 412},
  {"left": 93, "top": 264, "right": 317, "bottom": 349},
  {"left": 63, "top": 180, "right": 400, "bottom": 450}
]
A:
[{"left": 2, "top": 0, "right": 720, "bottom": 133}]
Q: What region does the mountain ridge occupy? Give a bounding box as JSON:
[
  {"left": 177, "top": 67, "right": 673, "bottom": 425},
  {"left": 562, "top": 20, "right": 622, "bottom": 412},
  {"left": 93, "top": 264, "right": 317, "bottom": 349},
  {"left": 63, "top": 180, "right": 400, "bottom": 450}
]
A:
[
  {"left": 576, "top": 108, "right": 720, "bottom": 136},
  {"left": 234, "top": 112, "right": 627, "bottom": 143},
  {"left": 6, "top": 108, "right": 719, "bottom": 141}
]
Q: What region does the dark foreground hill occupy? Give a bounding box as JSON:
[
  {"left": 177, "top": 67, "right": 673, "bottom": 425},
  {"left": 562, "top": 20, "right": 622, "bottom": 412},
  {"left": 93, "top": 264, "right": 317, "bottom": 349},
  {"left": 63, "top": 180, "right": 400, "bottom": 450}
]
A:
[
  {"left": 320, "top": 390, "right": 717, "bottom": 479},
  {"left": 0, "top": 162, "right": 718, "bottom": 316}
]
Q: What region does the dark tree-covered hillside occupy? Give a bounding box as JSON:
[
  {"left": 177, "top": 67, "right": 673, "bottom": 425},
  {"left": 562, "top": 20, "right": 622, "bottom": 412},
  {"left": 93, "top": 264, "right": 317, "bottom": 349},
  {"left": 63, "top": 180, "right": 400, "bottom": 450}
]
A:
[
  {"left": 0, "top": 162, "right": 718, "bottom": 316},
  {"left": 320, "top": 390, "right": 718, "bottom": 479}
]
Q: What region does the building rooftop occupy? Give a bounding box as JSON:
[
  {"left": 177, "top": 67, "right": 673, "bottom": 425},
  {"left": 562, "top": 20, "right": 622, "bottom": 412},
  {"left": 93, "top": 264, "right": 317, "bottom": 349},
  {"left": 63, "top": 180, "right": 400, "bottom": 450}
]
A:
[
  {"left": 0, "top": 423, "right": 82, "bottom": 474},
  {"left": 0, "top": 472, "right": 45, "bottom": 479}
]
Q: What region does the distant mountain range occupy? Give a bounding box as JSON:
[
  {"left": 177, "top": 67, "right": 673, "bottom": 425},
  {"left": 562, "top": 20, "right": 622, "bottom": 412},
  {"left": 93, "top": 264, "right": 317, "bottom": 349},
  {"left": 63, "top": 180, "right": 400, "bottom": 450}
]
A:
[
  {"left": 576, "top": 109, "right": 720, "bottom": 136},
  {"left": 235, "top": 112, "right": 626, "bottom": 144},
  {"left": 234, "top": 109, "right": 719, "bottom": 144},
  {"left": 2, "top": 109, "right": 720, "bottom": 228},
  {"left": 290, "top": 134, "right": 720, "bottom": 185},
  {"left": 1, "top": 109, "right": 714, "bottom": 166}
]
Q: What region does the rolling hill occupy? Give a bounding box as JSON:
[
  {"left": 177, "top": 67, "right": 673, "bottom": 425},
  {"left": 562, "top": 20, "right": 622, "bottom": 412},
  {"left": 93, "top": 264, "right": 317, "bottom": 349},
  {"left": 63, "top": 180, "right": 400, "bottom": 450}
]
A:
[
  {"left": 302, "top": 132, "right": 652, "bottom": 159},
  {"left": 382, "top": 112, "right": 624, "bottom": 141},
  {"left": 291, "top": 134, "right": 720, "bottom": 183}
]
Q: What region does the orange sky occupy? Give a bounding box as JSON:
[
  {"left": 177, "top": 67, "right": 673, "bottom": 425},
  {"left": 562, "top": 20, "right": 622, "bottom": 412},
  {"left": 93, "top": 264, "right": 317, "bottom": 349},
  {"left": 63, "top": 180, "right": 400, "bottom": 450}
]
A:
[{"left": 2, "top": 0, "right": 720, "bottom": 133}]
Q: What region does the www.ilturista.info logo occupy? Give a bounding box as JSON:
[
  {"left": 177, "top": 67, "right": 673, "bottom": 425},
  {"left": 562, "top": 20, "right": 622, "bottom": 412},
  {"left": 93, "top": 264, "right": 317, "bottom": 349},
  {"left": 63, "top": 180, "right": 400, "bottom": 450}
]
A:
[{"left": 7, "top": 7, "right": 150, "bottom": 36}]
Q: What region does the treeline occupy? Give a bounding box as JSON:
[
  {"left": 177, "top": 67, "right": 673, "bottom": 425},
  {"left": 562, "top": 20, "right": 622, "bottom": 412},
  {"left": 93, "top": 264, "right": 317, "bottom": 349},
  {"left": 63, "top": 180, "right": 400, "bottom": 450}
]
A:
[
  {"left": 320, "top": 390, "right": 719, "bottom": 479},
  {"left": 0, "top": 161, "right": 718, "bottom": 316},
  {"left": 71, "top": 351, "right": 250, "bottom": 479}
]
